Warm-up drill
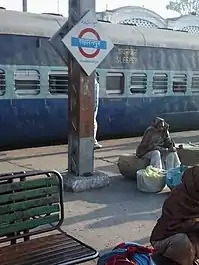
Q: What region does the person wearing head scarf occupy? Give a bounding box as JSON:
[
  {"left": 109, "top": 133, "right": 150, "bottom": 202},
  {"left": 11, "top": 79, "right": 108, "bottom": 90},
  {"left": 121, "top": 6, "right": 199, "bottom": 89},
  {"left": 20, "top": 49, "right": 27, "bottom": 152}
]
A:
[
  {"left": 150, "top": 166, "right": 199, "bottom": 265},
  {"left": 136, "top": 117, "right": 180, "bottom": 169}
]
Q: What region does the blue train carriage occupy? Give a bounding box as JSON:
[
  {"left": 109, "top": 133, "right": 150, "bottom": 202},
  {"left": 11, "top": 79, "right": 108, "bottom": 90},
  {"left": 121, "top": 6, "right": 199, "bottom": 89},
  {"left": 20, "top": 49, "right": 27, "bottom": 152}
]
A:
[
  {"left": 98, "top": 23, "right": 199, "bottom": 135},
  {"left": 0, "top": 8, "right": 199, "bottom": 148}
]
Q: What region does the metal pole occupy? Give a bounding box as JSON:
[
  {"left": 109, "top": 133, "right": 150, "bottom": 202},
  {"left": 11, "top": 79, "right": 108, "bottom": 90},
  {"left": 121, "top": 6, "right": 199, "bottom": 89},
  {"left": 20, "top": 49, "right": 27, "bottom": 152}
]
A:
[
  {"left": 22, "top": 0, "right": 27, "bottom": 12},
  {"left": 68, "top": 0, "right": 95, "bottom": 176}
]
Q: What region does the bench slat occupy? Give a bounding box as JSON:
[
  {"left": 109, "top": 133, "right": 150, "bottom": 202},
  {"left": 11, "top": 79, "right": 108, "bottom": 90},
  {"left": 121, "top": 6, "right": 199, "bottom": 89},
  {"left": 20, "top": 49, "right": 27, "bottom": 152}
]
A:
[
  {"left": 0, "top": 186, "right": 59, "bottom": 204},
  {"left": 0, "top": 204, "right": 60, "bottom": 224},
  {"left": 0, "top": 214, "right": 59, "bottom": 236},
  {"left": 0, "top": 194, "right": 59, "bottom": 215},
  {"left": 0, "top": 177, "right": 57, "bottom": 194},
  {"left": 0, "top": 233, "right": 98, "bottom": 265}
]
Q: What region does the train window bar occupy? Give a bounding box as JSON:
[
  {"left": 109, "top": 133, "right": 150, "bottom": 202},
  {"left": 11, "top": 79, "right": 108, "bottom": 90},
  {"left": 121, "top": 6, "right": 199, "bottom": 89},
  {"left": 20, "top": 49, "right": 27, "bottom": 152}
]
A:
[
  {"left": 0, "top": 69, "right": 6, "bottom": 96},
  {"left": 130, "top": 73, "right": 147, "bottom": 94},
  {"left": 172, "top": 74, "right": 187, "bottom": 93},
  {"left": 191, "top": 74, "right": 199, "bottom": 94},
  {"left": 152, "top": 73, "right": 168, "bottom": 94},
  {"left": 14, "top": 69, "right": 40, "bottom": 96},
  {"left": 49, "top": 70, "right": 68, "bottom": 95},
  {"left": 106, "top": 72, "right": 124, "bottom": 94}
]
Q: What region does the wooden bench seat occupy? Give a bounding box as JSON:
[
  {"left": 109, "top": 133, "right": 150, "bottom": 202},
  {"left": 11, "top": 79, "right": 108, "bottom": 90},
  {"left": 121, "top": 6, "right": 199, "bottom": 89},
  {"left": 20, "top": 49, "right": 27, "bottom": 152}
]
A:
[
  {"left": 0, "top": 170, "right": 99, "bottom": 265},
  {"left": 0, "top": 233, "right": 97, "bottom": 265}
]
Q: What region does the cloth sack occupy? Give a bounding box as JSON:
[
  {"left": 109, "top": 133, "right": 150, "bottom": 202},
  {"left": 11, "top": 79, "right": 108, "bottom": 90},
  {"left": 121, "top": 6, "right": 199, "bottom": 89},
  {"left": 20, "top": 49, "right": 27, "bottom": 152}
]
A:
[{"left": 136, "top": 166, "right": 166, "bottom": 193}]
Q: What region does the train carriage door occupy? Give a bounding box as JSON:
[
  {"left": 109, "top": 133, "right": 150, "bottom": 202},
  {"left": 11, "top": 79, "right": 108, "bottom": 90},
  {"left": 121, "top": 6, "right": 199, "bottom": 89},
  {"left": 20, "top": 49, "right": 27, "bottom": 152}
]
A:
[
  {"left": 126, "top": 72, "right": 148, "bottom": 134},
  {"left": 101, "top": 71, "right": 126, "bottom": 137},
  {"left": 0, "top": 68, "right": 12, "bottom": 144},
  {"left": 12, "top": 69, "right": 41, "bottom": 143},
  {"left": 47, "top": 69, "right": 68, "bottom": 138}
]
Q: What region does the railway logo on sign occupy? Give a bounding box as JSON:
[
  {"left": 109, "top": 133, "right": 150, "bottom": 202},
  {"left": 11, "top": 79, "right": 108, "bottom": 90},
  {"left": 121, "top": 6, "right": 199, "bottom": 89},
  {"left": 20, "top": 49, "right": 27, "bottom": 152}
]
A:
[
  {"left": 71, "top": 28, "right": 107, "bottom": 59},
  {"left": 62, "top": 9, "right": 114, "bottom": 76}
]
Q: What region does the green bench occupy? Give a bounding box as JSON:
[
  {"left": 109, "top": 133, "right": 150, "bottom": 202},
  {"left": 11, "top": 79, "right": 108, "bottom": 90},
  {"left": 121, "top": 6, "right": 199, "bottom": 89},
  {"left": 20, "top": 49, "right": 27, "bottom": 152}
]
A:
[{"left": 0, "top": 170, "right": 99, "bottom": 265}]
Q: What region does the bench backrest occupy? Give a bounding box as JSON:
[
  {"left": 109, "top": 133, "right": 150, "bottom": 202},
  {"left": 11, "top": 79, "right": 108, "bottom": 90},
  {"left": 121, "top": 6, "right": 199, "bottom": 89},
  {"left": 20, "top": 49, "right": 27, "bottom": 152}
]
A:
[{"left": 0, "top": 170, "right": 64, "bottom": 244}]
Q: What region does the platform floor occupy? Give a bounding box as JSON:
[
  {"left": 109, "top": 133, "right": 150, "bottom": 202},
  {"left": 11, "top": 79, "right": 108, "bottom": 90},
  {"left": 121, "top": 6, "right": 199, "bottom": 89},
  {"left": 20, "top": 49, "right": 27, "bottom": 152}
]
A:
[{"left": 1, "top": 130, "right": 199, "bottom": 260}]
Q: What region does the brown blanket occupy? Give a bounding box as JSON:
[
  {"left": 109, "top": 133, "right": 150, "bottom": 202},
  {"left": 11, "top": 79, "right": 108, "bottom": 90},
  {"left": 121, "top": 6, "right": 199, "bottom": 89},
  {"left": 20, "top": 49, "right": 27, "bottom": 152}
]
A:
[
  {"left": 136, "top": 118, "right": 172, "bottom": 158},
  {"left": 150, "top": 166, "right": 199, "bottom": 256}
]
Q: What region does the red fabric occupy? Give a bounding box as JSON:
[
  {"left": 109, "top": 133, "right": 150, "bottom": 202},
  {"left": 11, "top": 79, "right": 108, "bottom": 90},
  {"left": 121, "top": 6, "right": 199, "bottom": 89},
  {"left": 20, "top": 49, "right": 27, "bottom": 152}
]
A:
[
  {"left": 105, "top": 243, "right": 154, "bottom": 265},
  {"left": 114, "top": 243, "right": 154, "bottom": 255}
]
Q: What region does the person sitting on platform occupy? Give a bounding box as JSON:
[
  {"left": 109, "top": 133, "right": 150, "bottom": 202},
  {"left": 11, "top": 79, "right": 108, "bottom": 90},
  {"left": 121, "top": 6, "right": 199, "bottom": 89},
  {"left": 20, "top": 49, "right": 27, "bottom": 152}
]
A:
[
  {"left": 136, "top": 117, "right": 180, "bottom": 170},
  {"left": 150, "top": 166, "right": 199, "bottom": 265},
  {"left": 94, "top": 75, "right": 102, "bottom": 149}
]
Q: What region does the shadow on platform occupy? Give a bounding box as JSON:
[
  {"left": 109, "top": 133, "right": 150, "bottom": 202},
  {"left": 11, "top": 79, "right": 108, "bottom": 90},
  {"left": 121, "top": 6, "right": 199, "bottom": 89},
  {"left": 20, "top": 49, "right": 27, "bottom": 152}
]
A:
[{"left": 63, "top": 179, "right": 169, "bottom": 229}]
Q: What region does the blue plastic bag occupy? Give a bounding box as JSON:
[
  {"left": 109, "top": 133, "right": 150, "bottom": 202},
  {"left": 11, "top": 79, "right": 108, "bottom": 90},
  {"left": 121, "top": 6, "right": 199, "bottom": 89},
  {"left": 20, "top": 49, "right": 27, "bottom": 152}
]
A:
[{"left": 166, "top": 165, "right": 188, "bottom": 190}]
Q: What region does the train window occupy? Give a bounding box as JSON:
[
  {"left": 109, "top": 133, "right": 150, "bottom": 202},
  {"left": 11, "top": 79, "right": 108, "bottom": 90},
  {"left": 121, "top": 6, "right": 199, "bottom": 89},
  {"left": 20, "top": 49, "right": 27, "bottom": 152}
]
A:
[
  {"left": 49, "top": 70, "right": 68, "bottom": 94},
  {"left": 130, "top": 73, "right": 147, "bottom": 94},
  {"left": 152, "top": 73, "right": 168, "bottom": 94},
  {"left": 173, "top": 74, "right": 187, "bottom": 93},
  {"left": 14, "top": 69, "right": 40, "bottom": 95},
  {"left": 106, "top": 72, "right": 124, "bottom": 94},
  {"left": 191, "top": 74, "right": 199, "bottom": 93},
  {"left": 0, "top": 69, "right": 6, "bottom": 96}
]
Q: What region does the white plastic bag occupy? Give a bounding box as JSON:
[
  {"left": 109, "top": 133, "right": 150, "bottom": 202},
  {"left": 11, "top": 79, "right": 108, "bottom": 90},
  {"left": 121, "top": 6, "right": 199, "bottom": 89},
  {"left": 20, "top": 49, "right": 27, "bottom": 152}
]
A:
[{"left": 136, "top": 166, "right": 166, "bottom": 193}]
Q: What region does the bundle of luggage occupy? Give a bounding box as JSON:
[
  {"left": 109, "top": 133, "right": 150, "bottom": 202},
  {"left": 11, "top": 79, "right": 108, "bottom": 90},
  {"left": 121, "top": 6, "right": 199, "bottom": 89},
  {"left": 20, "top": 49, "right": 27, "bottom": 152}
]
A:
[
  {"left": 136, "top": 165, "right": 188, "bottom": 193},
  {"left": 98, "top": 242, "right": 154, "bottom": 265}
]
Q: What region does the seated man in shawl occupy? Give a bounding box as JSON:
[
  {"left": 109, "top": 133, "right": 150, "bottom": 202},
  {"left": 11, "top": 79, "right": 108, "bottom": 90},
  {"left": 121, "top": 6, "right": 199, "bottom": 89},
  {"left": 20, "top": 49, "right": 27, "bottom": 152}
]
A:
[
  {"left": 136, "top": 117, "right": 180, "bottom": 170},
  {"left": 150, "top": 166, "right": 199, "bottom": 265}
]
